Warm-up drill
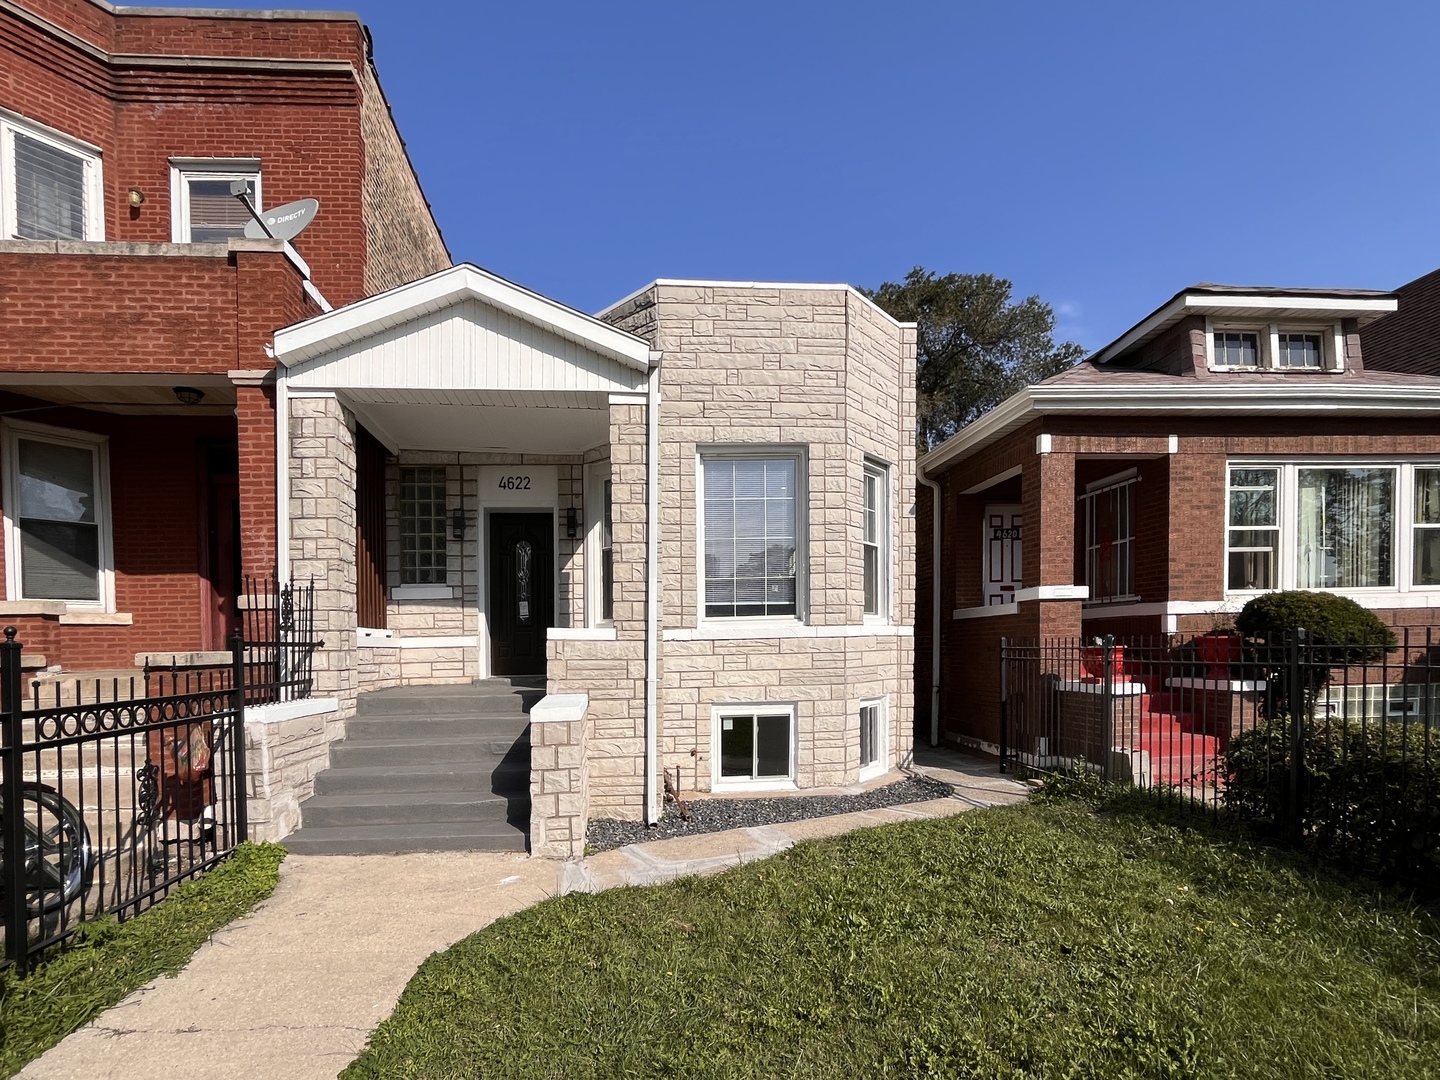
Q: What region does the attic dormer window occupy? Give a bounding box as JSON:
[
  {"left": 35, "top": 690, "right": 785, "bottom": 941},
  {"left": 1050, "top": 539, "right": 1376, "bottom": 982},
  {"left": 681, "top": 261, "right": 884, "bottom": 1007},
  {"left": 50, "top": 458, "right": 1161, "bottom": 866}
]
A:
[
  {"left": 1276, "top": 333, "right": 1323, "bottom": 369},
  {"left": 1207, "top": 321, "right": 1341, "bottom": 372},
  {"left": 1214, "top": 331, "right": 1258, "bottom": 367}
]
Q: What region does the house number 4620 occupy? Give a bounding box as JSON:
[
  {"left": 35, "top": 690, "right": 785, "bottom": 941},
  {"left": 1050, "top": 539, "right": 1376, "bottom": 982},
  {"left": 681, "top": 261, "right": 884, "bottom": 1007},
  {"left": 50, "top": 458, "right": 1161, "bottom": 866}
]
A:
[{"left": 497, "top": 475, "right": 531, "bottom": 490}]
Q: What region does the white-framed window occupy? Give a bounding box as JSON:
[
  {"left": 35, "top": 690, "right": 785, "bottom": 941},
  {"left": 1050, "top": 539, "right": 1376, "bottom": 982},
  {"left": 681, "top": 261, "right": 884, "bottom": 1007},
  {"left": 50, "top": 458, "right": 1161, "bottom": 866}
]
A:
[
  {"left": 1225, "top": 461, "right": 1440, "bottom": 594},
  {"left": 170, "top": 159, "right": 260, "bottom": 244},
  {"left": 713, "top": 704, "right": 796, "bottom": 789},
  {"left": 1079, "top": 469, "right": 1137, "bottom": 603},
  {"left": 698, "top": 448, "right": 805, "bottom": 621},
  {"left": 858, "top": 697, "right": 887, "bottom": 780},
  {"left": 1206, "top": 319, "right": 1344, "bottom": 372},
  {"left": 0, "top": 110, "right": 104, "bottom": 241},
  {"left": 2, "top": 420, "right": 113, "bottom": 607},
  {"left": 585, "top": 460, "right": 613, "bottom": 626},
  {"left": 398, "top": 466, "right": 447, "bottom": 586},
  {"left": 862, "top": 459, "right": 889, "bottom": 618}
]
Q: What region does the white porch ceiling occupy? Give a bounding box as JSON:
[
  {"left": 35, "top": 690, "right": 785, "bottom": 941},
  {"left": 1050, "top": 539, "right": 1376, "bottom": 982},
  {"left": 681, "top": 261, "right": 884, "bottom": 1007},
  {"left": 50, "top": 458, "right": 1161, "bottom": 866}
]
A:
[{"left": 346, "top": 399, "right": 608, "bottom": 455}]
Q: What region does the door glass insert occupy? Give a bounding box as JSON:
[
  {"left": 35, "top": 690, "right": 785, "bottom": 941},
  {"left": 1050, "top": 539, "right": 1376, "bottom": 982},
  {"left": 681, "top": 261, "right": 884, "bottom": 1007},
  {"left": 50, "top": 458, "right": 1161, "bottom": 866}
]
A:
[{"left": 516, "top": 539, "right": 532, "bottom": 622}]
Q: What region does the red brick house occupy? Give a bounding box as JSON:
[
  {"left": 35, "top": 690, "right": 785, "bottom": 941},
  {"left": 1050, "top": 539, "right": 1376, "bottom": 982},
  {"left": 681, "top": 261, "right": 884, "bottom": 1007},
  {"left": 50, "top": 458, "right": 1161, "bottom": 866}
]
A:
[
  {"left": 0, "top": 0, "right": 448, "bottom": 674},
  {"left": 915, "top": 283, "right": 1440, "bottom": 755}
]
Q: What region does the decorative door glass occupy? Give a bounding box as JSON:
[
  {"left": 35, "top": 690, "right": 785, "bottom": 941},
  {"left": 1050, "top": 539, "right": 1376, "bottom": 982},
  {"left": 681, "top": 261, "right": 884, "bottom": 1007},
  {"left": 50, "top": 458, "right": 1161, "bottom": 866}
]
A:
[{"left": 516, "top": 540, "right": 532, "bottom": 622}]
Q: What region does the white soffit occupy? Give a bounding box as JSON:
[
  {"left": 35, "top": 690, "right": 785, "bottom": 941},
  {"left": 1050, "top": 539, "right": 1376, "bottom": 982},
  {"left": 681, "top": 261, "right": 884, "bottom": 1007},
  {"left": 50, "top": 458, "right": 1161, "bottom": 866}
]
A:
[{"left": 274, "top": 264, "right": 652, "bottom": 391}]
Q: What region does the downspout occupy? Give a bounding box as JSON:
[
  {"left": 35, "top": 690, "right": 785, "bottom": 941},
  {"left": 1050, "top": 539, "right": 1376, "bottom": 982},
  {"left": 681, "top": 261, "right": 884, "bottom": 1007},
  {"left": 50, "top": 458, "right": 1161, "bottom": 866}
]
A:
[
  {"left": 273, "top": 352, "right": 291, "bottom": 585},
  {"left": 644, "top": 357, "right": 662, "bottom": 825},
  {"left": 918, "top": 468, "right": 942, "bottom": 747}
]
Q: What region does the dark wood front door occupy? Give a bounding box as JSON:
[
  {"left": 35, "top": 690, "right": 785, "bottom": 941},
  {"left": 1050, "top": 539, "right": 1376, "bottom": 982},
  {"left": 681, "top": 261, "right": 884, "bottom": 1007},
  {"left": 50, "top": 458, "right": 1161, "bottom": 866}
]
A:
[{"left": 489, "top": 513, "right": 554, "bottom": 677}]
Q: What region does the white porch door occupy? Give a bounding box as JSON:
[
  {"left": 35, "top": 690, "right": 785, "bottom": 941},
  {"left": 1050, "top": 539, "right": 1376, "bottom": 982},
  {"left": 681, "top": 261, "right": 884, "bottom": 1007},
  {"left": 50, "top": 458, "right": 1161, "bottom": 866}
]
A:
[{"left": 983, "top": 504, "right": 1023, "bottom": 606}]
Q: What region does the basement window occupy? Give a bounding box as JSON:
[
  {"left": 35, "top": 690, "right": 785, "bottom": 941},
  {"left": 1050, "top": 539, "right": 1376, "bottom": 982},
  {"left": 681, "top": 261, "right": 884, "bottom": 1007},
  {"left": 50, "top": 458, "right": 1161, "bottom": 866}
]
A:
[{"left": 714, "top": 705, "right": 795, "bottom": 789}]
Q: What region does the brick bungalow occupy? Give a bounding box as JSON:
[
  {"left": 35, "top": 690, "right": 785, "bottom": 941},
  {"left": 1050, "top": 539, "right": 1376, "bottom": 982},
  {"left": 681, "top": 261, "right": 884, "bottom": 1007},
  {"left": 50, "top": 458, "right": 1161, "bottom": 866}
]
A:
[
  {"left": 915, "top": 282, "right": 1440, "bottom": 757},
  {"left": 0, "top": 0, "right": 448, "bottom": 676}
]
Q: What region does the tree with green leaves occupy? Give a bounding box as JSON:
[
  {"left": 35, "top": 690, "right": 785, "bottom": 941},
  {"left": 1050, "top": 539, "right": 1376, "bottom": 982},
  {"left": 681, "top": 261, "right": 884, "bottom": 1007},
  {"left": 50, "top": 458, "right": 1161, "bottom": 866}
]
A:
[{"left": 864, "top": 268, "right": 1086, "bottom": 453}]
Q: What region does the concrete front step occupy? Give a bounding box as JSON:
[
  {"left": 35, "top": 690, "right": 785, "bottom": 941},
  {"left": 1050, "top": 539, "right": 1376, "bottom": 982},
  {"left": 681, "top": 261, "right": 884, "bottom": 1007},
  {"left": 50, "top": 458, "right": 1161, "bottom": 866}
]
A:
[
  {"left": 341, "top": 714, "right": 535, "bottom": 740},
  {"left": 282, "top": 819, "right": 528, "bottom": 855},
  {"left": 298, "top": 790, "right": 521, "bottom": 828},
  {"left": 327, "top": 734, "right": 529, "bottom": 768},
  {"left": 355, "top": 681, "right": 542, "bottom": 718},
  {"left": 313, "top": 760, "right": 529, "bottom": 796}
]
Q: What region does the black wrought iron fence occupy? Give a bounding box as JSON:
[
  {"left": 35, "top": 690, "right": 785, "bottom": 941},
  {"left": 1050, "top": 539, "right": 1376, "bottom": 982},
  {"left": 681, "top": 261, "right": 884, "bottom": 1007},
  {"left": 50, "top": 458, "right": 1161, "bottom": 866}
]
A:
[
  {"left": 1000, "top": 628, "right": 1439, "bottom": 886},
  {"left": 141, "top": 576, "right": 320, "bottom": 707},
  {"left": 2, "top": 631, "right": 248, "bottom": 976}
]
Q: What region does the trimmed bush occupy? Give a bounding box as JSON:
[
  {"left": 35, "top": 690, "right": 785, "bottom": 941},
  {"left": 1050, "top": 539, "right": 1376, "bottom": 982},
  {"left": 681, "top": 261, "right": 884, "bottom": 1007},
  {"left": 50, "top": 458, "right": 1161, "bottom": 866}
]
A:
[
  {"left": 1225, "top": 716, "right": 1440, "bottom": 888},
  {"left": 1235, "top": 591, "right": 1396, "bottom": 664}
]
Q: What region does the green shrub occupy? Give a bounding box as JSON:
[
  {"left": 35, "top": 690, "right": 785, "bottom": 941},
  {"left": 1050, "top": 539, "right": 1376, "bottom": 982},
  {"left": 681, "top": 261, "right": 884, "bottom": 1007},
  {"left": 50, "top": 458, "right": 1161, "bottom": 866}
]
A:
[
  {"left": 1224, "top": 716, "right": 1440, "bottom": 888},
  {"left": 1235, "top": 591, "right": 1396, "bottom": 664}
]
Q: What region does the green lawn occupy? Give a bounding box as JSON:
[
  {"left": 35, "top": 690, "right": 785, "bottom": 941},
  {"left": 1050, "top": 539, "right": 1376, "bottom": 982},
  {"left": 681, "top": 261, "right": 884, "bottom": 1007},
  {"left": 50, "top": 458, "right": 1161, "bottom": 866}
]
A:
[
  {"left": 347, "top": 793, "right": 1440, "bottom": 1080},
  {"left": 0, "top": 841, "right": 285, "bottom": 1078}
]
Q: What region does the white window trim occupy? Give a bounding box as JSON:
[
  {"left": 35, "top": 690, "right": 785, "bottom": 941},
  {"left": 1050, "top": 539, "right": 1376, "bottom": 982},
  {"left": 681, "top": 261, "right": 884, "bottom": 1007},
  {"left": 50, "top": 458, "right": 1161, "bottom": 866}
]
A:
[
  {"left": 1, "top": 419, "right": 115, "bottom": 611},
  {"left": 862, "top": 458, "right": 891, "bottom": 622},
  {"left": 1079, "top": 467, "right": 1139, "bottom": 605},
  {"left": 858, "top": 696, "right": 888, "bottom": 781},
  {"left": 1205, "top": 317, "right": 1345, "bottom": 373},
  {"left": 710, "top": 702, "right": 798, "bottom": 792},
  {"left": 695, "top": 445, "right": 808, "bottom": 627},
  {"left": 169, "top": 158, "right": 262, "bottom": 244},
  {"left": 584, "top": 460, "right": 613, "bottom": 628},
  {"left": 1224, "top": 458, "right": 1440, "bottom": 598},
  {"left": 0, "top": 109, "right": 105, "bottom": 242}
]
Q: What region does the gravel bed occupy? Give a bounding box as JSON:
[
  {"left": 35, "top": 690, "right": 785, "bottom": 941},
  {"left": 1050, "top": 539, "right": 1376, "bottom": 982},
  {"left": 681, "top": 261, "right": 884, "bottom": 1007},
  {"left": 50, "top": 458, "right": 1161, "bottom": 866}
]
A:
[{"left": 586, "top": 774, "right": 955, "bottom": 853}]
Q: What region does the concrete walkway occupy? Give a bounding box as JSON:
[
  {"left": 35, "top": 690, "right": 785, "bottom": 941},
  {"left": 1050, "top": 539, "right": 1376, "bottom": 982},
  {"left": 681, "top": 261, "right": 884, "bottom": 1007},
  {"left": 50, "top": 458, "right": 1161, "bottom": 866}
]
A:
[{"left": 20, "top": 754, "right": 1026, "bottom": 1080}]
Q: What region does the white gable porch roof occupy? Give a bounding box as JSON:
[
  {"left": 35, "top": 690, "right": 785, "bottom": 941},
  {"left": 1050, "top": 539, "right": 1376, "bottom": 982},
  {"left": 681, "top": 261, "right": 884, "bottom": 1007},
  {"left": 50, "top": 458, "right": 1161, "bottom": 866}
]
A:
[{"left": 272, "top": 263, "right": 653, "bottom": 394}]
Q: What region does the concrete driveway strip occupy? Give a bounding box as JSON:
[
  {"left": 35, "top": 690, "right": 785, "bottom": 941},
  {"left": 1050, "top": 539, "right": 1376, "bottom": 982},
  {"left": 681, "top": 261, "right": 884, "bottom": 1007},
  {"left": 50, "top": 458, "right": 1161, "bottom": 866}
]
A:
[
  {"left": 20, "top": 764, "right": 1028, "bottom": 1080},
  {"left": 18, "top": 852, "right": 564, "bottom": 1080}
]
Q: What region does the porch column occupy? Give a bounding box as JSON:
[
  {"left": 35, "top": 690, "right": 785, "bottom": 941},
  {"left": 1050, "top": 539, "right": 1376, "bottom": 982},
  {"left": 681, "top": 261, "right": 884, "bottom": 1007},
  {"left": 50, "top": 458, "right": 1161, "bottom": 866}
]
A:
[
  {"left": 287, "top": 393, "right": 359, "bottom": 718},
  {"left": 230, "top": 371, "right": 277, "bottom": 580},
  {"left": 1021, "top": 443, "right": 1082, "bottom": 638}
]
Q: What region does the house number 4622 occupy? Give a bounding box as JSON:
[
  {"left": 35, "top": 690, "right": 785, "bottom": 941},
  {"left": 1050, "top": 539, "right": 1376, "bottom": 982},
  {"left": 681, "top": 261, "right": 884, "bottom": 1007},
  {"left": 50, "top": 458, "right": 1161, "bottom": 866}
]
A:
[{"left": 497, "top": 475, "right": 531, "bottom": 490}]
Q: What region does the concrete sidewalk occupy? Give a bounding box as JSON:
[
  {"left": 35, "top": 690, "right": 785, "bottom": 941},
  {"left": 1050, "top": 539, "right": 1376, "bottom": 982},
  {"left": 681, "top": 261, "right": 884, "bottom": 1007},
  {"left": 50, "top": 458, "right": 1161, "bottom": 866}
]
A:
[{"left": 20, "top": 756, "right": 1026, "bottom": 1080}]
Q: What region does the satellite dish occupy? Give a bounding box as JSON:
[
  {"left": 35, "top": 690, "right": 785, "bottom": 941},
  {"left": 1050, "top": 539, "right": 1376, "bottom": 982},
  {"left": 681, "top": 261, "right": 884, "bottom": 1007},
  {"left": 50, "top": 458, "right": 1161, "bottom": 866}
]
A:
[{"left": 244, "top": 198, "right": 319, "bottom": 241}]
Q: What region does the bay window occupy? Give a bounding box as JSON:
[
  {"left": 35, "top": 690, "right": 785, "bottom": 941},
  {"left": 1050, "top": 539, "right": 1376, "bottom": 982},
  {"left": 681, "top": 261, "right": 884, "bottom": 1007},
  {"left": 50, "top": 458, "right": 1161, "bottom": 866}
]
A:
[{"left": 1227, "top": 462, "right": 1439, "bottom": 593}]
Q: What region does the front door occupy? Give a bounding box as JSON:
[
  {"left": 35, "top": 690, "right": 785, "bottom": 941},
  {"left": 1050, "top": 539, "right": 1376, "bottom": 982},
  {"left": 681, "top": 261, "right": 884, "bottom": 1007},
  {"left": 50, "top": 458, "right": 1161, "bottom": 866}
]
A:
[
  {"left": 983, "top": 503, "right": 1023, "bottom": 606},
  {"left": 489, "top": 513, "right": 554, "bottom": 677}
]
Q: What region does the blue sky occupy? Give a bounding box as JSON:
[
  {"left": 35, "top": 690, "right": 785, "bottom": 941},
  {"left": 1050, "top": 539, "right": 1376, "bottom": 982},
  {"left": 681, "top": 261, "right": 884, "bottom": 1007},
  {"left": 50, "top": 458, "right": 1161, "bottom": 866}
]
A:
[{"left": 158, "top": 0, "right": 1440, "bottom": 351}]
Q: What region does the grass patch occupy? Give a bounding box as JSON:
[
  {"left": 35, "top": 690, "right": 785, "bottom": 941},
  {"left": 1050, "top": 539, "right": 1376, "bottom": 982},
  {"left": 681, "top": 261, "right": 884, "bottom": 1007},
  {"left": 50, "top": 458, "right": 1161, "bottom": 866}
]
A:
[
  {"left": 346, "top": 802, "right": 1440, "bottom": 1080},
  {"left": 0, "top": 841, "right": 285, "bottom": 1078}
]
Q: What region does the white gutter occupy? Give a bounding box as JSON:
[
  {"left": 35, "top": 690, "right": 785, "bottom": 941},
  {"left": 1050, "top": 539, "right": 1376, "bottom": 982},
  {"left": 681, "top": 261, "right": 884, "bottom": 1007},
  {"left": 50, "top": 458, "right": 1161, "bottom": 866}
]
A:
[
  {"left": 918, "top": 468, "right": 942, "bottom": 747},
  {"left": 644, "top": 357, "right": 662, "bottom": 825},
  {"left": 275, "top": 362, "right": 291, "bottom": 584}
]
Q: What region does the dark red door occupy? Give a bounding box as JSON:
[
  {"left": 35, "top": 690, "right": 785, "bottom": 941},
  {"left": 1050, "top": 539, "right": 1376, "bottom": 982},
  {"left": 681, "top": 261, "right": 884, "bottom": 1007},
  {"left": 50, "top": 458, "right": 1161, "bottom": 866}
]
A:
[{"left": 489, "top": 513, "right": 553, "bottom": 677}]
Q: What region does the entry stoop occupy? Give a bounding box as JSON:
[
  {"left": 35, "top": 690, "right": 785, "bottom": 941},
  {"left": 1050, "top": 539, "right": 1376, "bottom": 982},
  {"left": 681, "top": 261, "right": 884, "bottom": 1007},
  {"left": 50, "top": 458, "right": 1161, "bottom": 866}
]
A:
[{"left": 283, "top": 679, "right": 540, "bottom": 854}]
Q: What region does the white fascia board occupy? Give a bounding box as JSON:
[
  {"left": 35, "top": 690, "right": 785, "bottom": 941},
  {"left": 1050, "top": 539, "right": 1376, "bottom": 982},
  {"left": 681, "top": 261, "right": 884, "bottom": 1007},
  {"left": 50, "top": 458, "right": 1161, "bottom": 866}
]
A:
[
  {"left": 274, "top": 264, "right": 652, "bottom": 371},
  {"left": 918, "top": 381, "right": 1440, "bottom": 478},
  {"left": 1091, "top": 296, "right": 1190, "bottom": 365},
  {"left": 918, "top": 389, "right": 1037, "bottom": 476},
  {"left": 1185, "top": 294, "right": 1397, "bottom": 316}
]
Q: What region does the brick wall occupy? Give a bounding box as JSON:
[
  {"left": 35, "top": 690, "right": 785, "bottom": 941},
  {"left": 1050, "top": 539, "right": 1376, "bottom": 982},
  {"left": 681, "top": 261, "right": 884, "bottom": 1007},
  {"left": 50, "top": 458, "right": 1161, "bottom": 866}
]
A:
[{"left": 1, "top": 0, "right": 446, "bottom": 308}]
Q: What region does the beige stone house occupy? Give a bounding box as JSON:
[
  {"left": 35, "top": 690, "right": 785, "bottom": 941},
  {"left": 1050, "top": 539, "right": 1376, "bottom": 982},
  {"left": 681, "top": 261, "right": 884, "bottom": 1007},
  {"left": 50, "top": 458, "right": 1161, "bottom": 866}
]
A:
[{"left": 258, "top": 265, "right": 917, "bottom": 856}]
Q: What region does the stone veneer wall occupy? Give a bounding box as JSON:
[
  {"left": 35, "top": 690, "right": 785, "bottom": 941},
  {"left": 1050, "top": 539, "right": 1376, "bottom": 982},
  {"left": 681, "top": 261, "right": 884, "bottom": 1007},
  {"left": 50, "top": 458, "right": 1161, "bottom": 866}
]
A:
[
  {"left": 547, "top": 403, "right": 648, "bottom": 816},
  {"left": 552, "top": 285, "right": 917, "bottom": 818},
  {"left": 244, "top": 700, "right": 340, "bottom": 842}
]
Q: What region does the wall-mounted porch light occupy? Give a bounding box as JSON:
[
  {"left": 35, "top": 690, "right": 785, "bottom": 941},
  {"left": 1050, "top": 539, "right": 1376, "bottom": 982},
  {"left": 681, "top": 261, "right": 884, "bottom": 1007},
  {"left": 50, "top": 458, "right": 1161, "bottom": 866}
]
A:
[
  {"left": 452, "top": 507, "right": 468, "bottom": 540},
  {"left": 566, "top": 506, "right": 581, "bottom": 539}
]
